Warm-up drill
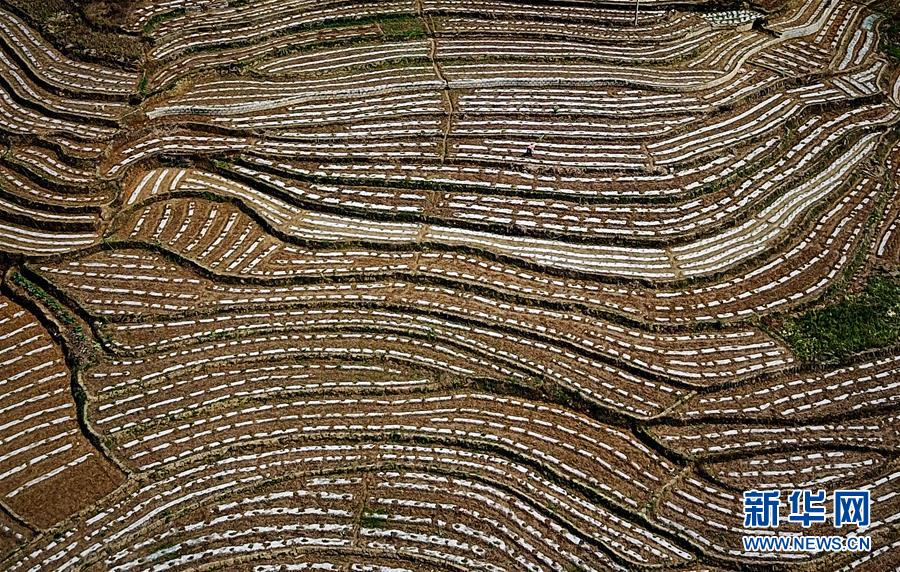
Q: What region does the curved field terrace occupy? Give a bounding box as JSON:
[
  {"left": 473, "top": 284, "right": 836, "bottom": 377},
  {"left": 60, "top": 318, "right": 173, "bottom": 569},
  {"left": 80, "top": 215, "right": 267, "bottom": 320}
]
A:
[{"left": 0, "top": 0, "right": 898, "bottom": 570}]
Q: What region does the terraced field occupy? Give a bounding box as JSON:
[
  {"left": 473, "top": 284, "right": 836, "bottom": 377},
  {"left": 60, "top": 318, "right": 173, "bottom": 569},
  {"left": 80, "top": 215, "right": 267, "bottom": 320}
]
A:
[{"left": 0, "top": 0, "right": 898, "bottom": 570}]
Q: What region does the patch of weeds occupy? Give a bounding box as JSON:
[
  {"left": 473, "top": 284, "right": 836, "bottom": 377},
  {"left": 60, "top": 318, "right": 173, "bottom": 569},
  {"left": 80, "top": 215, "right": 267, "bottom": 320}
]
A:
[
  {"left": 12, "top": 272, "right": 77, "bottom": 326},
  {"left": 72, "top": 324, "right": 88, "bottom": 345},
  {"left": 882, "top": 15, "right": 900, "bottom": 61},
  {"left": 379, "top": 15, "right": 427, "bottom": 41},
  {"left": 782, "top": 272, "right": 900, "bottom": 363},
  {"left": 142, "top": 7, "right": 185, "bottom": 35},
  {"left": 876, "top": 1, "right": 900, "bottom": 61},
  {"left": 359, "top": 512, "right": 387, "bottom": 529},
  {"left": 137, "top": 71, "right": 149, "bottom": 96}
]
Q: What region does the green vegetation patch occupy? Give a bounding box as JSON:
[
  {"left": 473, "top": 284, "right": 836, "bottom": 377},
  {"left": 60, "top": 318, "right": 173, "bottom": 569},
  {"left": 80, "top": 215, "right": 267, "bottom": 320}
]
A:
[
  {"left": 142, "top": 7, "right": 186, "bottom": 36},
  {"left": 11, "top": 272, "right": 94, "bottom": 361},
  {"left": 12, "top": 272, "right": 77, "bottom": 326},
  {"left": 877, "top": 1, "right": 900, "bottom": 61},
  {"left": 883, "top": 16, "right": 900, "bottom": 61},
  {"left": 358, "top": 512, "right": 387, "bottom": 529},
  {"left": 782, "top": 272, "right": 900, "bottom": 363},
  {"left": 379, "top": 15, "right": 427, "bottom": 41},
  {"left": 136, "top": 71, "right": 149, "bottom": 96}
]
